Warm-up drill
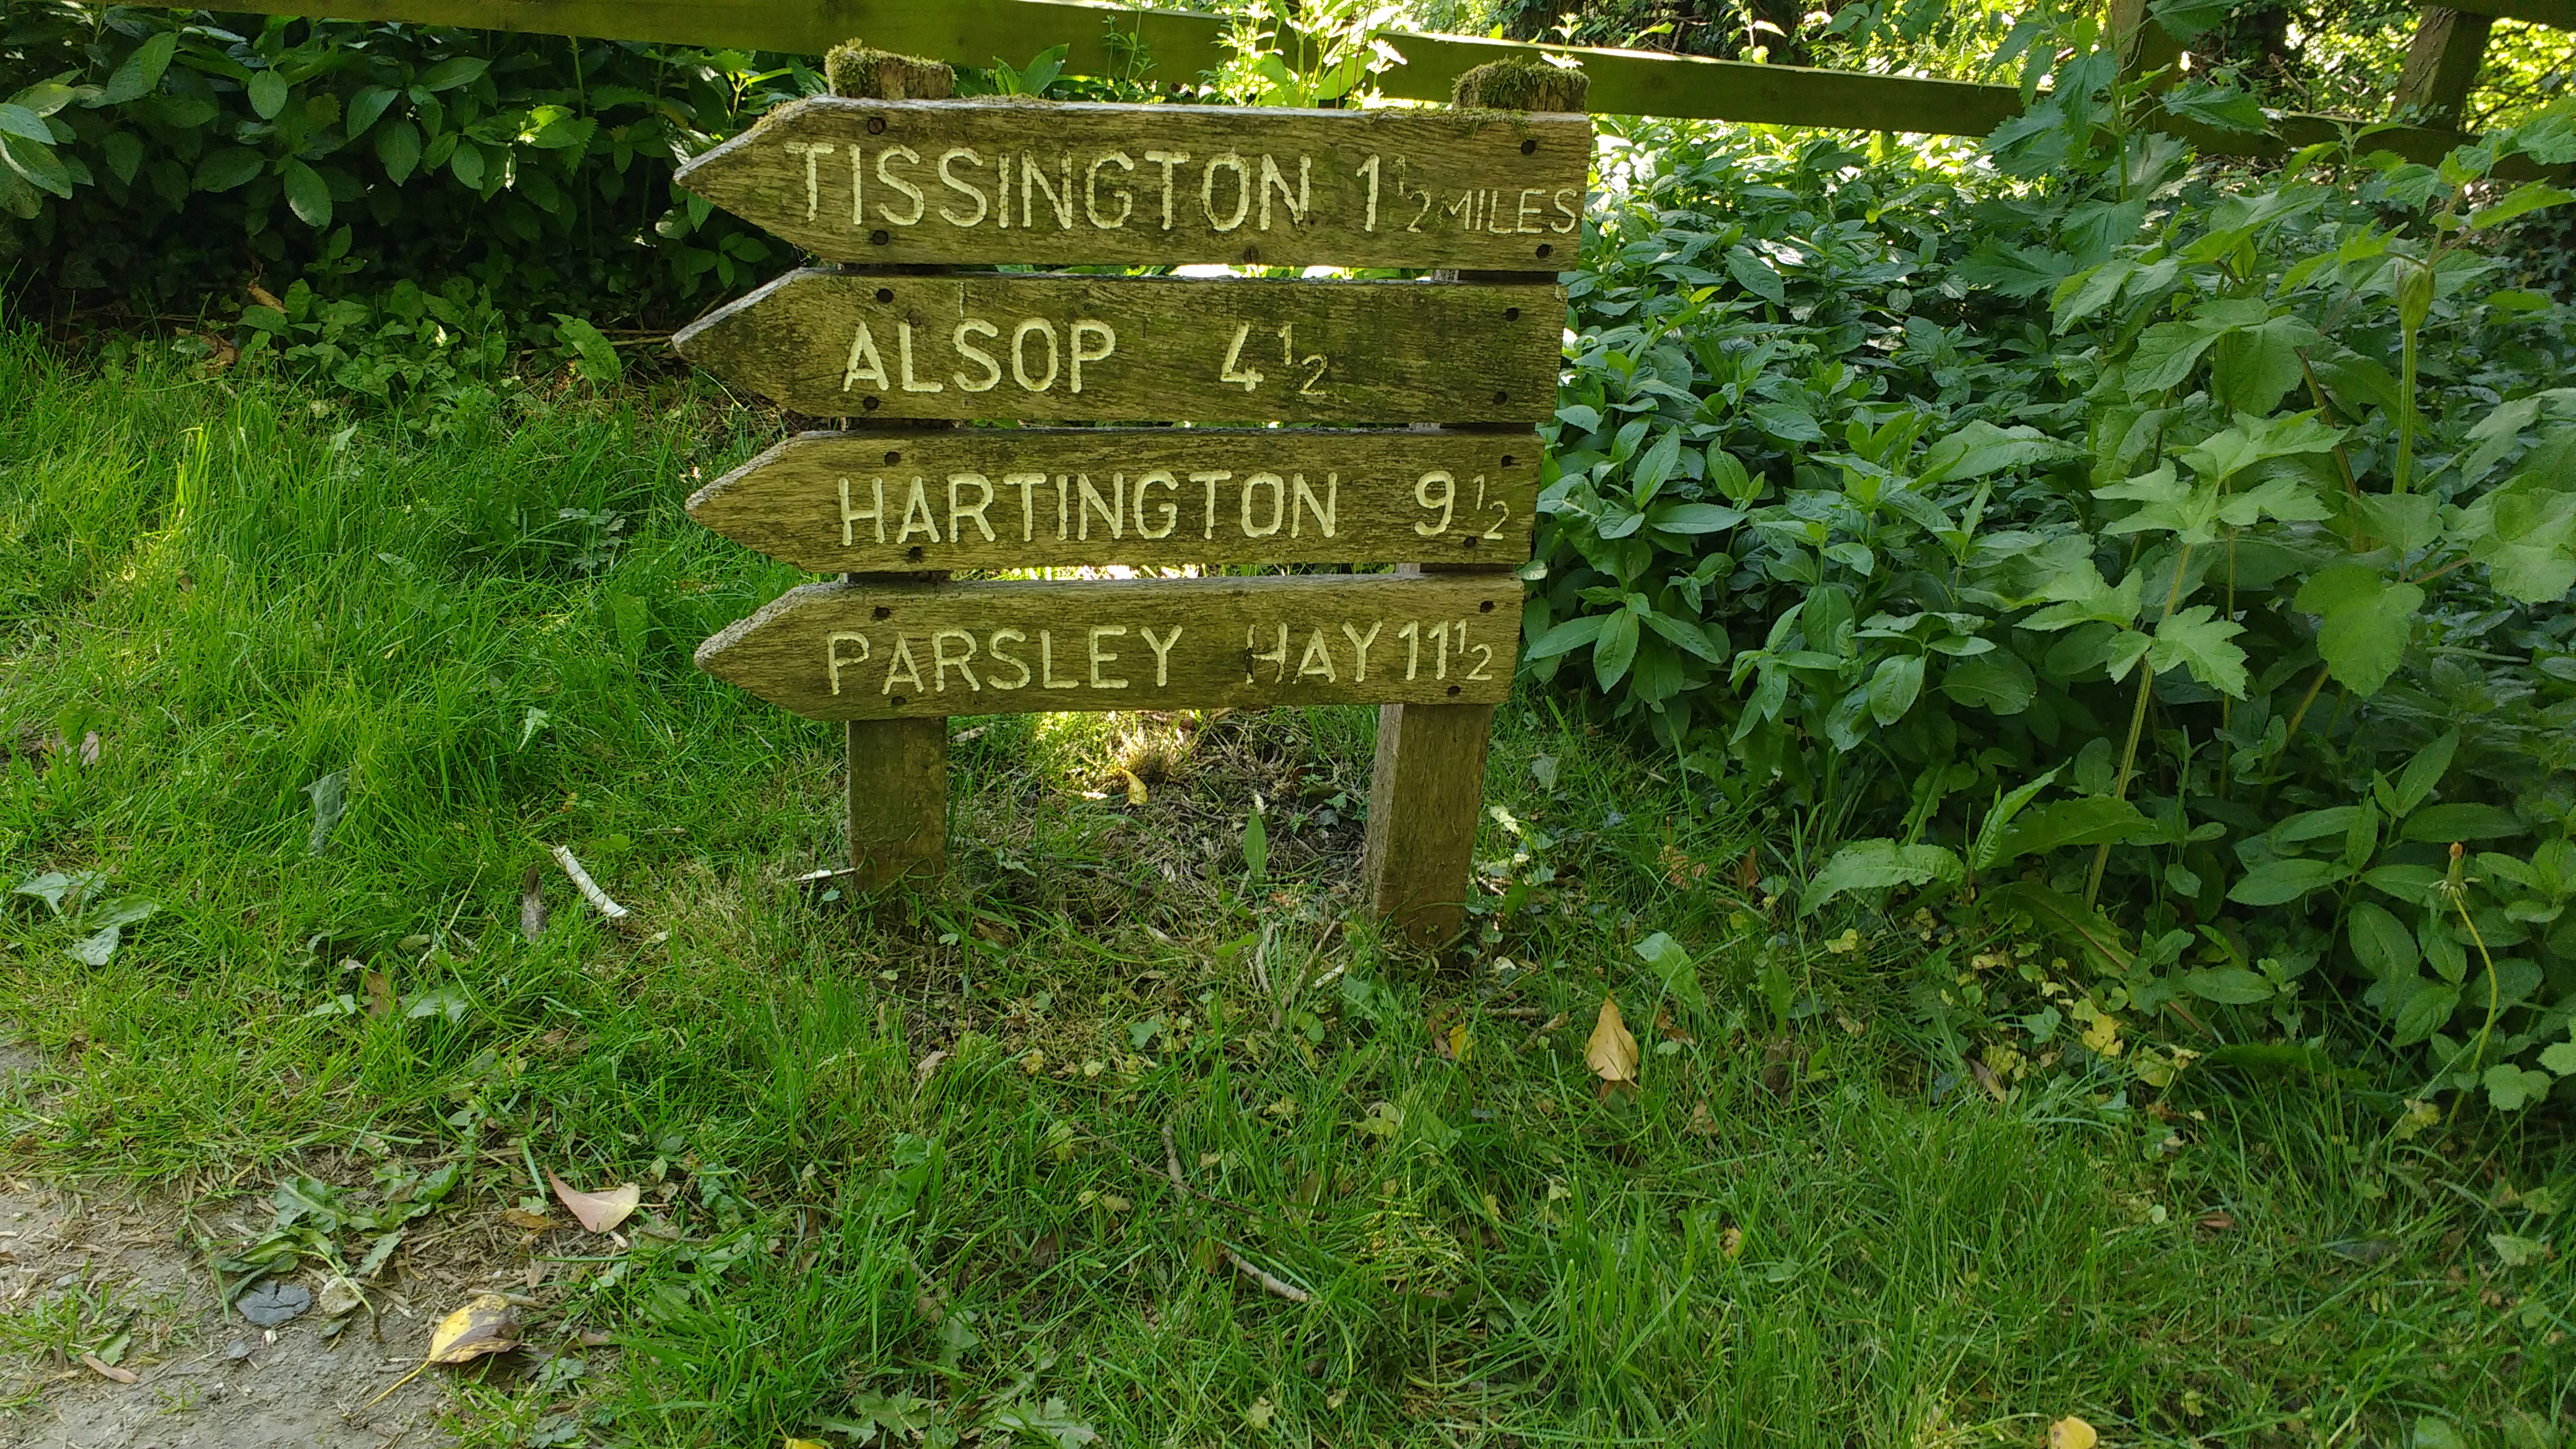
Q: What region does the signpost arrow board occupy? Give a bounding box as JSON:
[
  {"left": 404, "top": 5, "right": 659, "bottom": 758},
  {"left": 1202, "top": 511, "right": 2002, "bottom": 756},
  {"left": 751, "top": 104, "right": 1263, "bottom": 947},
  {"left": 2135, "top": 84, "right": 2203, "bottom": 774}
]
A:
[
  {"left": 675, "top": 97, "right": 1590, "bottom": 270},
  {"left": 694, "top": 573, "right": 1520, "bottom": 721},
  {"left": 689, "top": 427, "right": 1542, "bottom": 572},
  {"left": 670, "top": 270, "right": 1562, "bottom": 424}
]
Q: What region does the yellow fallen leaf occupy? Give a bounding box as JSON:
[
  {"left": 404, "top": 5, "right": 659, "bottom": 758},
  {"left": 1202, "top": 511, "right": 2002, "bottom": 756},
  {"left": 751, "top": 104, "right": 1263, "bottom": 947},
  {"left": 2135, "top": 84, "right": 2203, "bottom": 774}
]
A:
[
  {"left": 1447, "top": 1022, "right": 1471, "bottom": 1062},
  {"left": 786, "top": 1440, "right": 830, "bottom": 1449},
  {"left": 1585, "top": 994, "right": 1639, "bottom": 1087},
  {"left": 2050, "top": 1416, "right": 2098, "bottom": 1449},
  {"left": 427, "top": 1293, "right": 521, "bottom": 1364},
  {"left": 548, "top": 1170, "right": 642, "bottom": 1235},
  {"left": 1120, "top": 768, "right": 1148, "bottom": 805},
  {"left": 498, "top": 1207, "right": 554, "bottom": 1232}
]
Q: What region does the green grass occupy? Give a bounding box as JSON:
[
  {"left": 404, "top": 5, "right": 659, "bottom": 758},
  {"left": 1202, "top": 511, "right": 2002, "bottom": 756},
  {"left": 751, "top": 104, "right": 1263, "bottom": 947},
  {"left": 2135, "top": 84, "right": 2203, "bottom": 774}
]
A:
[{"left": 2, "top": 329, "right": 2571, "bottom": 1447}]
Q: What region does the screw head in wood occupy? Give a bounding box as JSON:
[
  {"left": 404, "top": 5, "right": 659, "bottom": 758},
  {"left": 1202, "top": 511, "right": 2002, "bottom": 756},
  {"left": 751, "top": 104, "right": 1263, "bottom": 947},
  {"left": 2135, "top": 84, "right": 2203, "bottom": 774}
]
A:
[
  {"left": 875, "top": 287, "right": 895, "bottom": 302},
  {"left": 1520, "top": 139, "right": 1538, "bottom": 154},
  {"left": 1536, "top": 243, "right": 1553, "bottom": 258},
  {"left": 866, "top": 116, "right": 887, "bottom": 134}
]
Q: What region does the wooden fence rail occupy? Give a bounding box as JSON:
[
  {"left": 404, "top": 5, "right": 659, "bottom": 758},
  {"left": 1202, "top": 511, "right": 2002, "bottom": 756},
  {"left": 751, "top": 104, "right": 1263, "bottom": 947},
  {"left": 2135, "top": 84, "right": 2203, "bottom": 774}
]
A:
[{"left": 132, "top": 0, "right": 2551, "bottom": 166}]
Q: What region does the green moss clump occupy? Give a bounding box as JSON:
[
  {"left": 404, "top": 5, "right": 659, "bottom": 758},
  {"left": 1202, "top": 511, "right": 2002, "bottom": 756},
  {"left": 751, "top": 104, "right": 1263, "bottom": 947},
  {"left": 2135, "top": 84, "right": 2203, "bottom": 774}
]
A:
[
  {"left": 1451, "top": 58, "right": 1589, "bottom": 113},
  {"left": 824, "top": 43, "right": 954, "bottom": 101}
]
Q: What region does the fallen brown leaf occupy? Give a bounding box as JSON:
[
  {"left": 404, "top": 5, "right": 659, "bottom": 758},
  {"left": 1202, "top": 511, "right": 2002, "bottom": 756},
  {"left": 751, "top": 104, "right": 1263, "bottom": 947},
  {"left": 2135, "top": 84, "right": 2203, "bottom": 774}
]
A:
[
  {"left": 1585, "top": 995, "right": 1639, "bottom": 1090},
  {"left": 425, "top": 1293, "right": 519, "bottom": 1364},
  {"left": 547, "top": 1170, "right": 642, "bottom": 1234},
  {"left": 915, "top": 1049, "right": 951, "bottom": 1083},
  {"left": 497, "top": 1207, "right": 554, "bottom": 1232},
  {"left": 1736, "top": 846, "right": 1760, "bottom": 891},
  {"left": 1759, "top": 1038, "right": 1803, "bottom": 1100},
  {"left": 1968, "top": 1056, "right": 2007, "bottom": 1102},
  {"left": 80, "top": 1352, "right": 136, "bottom": 1385},
  {"left": 2195, "top": 1209, "right": 2238, "bottom": 1235},
  {"left": 362, "top": 968, "right": 394, "bottom": 1019},
  {"left": 248, "top": 282, "right": 285, "bottom": 311},
  {"left": 1120, "top": 768, "right": 1149, "bottom": 806},
  {"left": 77, "top": 731, "right": 102, "bottom": 767},
  {"left": 1654, "top": 1005, "right": 1696, "bottom": 1045}
]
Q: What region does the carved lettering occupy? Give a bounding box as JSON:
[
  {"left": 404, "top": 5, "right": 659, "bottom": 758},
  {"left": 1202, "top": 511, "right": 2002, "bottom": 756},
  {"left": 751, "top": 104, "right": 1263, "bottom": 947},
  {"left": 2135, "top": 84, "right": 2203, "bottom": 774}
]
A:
[
  {"left": 1012, "top": 319, "right": 1059, "bottom": 392},
  {"left": 875, "top": 146, "right": 925, "bottom": 225},
  {"left": 1241, "top": 472, "right": 1284, "bottom": 537},
  {"left": 1203, "top": 152, "right": 1250, "bottom": 232},
  {"left": 1134, "top": 470, "right": 1179, "bottom": 540},
  {"left": 1076, "top": 473, "right": 1123, "bottom": 541},
  {"left": 842, "top": 321, "right": 889, "bottom": 393},
  {"left": 826, "top": 630, "right": 870, "bottom": 694},
  {"left": 1085, "top": 152, "right": 1134, "bottom": 229},
  {"left": 1142, "top": 148, "right": 1189, "bottom": 230},
  {"left": 1341, "top": 620, "right": 1382, "bottom": 682},
  {"left": 937, "top": 147, "right": 988, "bottom": 227},
  {"left": 895, "top": 477, "right": 940, "bottom": 545},
  {"left": 882, "top": 635, "right": 926, "bottom": 694},
  {"left": 947, "top": 472, "right": 996, "bottom": 543},
  {"left": 931, "top": 628, "right": 980, "bottom": 691},
  {"left": 782, "top": 140, "right": 833, "bottom": 220},
  {"left": 839, "top": 476, "right": 886, "bottom": 546},
  {"left": 988, "top": 628, "right": 1032, "bottom": 689},
  {"left": 1022, "top": 152, "right": 1073, "bottom": 230},
  {"left": 1087, "top": 625, "right": 1129, "bottom": 689},
  {"left": 897, "top": 323, "right": 944, "bottom": 393},
  {"left": 1141, "top": 624, "right": 1181, "bottom": 686}
]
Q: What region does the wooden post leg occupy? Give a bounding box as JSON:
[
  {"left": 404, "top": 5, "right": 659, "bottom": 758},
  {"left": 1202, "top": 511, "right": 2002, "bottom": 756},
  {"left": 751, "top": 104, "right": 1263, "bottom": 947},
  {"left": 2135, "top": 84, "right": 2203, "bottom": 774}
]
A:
[
  {"left": 2393, "top": 7, "right": 2493, "bottom": 124},
  {"left": 848, "top": 718, "right": 947, "bottom": 886},
  {"left": 1362, "top": 698, "right": 1499, "bottom": 946},
  {"left": 829, "top": 40, "right": 958, "bottom": 891}
]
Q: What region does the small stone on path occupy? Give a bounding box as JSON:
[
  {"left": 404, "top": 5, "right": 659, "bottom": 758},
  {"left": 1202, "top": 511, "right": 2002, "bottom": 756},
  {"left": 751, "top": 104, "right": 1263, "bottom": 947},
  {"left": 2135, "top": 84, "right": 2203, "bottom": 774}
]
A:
[{"left": 237, "top": 1279, "right": 312, "bottom": 1327}]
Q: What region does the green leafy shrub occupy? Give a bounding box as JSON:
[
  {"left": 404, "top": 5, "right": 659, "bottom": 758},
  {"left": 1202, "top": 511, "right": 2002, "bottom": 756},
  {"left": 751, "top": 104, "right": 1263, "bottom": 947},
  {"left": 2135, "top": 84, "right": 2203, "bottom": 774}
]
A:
[
  {"left": 1533, "top": 42, "right": 2576, "bottom": 1111},
  {"left": 0, "top": 6, "right": 812, "bottom": 360}
]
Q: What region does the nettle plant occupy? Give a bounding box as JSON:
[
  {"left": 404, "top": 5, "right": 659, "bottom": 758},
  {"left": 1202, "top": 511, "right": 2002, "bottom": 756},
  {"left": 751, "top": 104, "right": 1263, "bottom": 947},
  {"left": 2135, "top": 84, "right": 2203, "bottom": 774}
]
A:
[{"left": 1528, "top": 53, "right": 2576, "bottom": 1106}]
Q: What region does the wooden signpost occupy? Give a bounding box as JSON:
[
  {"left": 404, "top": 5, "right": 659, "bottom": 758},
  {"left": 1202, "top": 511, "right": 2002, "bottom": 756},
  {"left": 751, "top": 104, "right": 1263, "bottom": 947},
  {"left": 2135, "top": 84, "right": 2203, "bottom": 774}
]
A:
[
  {"left": 675, "top": 52, "right": 1587, "bottom": 943},
  {"left": 674, "top": 97, "right": 1589, "bottom": 271}
]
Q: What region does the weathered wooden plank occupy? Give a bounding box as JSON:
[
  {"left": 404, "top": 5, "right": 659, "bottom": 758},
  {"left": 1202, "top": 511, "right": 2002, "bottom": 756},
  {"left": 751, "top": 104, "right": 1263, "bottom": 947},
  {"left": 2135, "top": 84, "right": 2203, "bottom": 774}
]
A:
[
  {"left": 678, "top": 97, "right": 1588, "bottom": 270},
  {"left": 691, "top": 427, "right": 1541, "bottom": 572},
  {"left": 695, "top": 573, "right": 1520, "bottom": 720},
  {"left": 122, "top": 0, "right": 2541, "bottom": 159},
  {"left": 672, "top": 270, "right": 1562, "bottom": 424}
]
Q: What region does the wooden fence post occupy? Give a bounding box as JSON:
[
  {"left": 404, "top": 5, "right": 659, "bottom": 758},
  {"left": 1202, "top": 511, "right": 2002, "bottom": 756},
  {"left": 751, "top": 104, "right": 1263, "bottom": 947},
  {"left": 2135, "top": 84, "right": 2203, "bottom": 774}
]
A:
[
  {"left": 829, "top": 43, "right": 953, "bottom": 889},
  {"left": 1362, "top": 59, "right": 1587, "bottom": 948},
  {"left": 2393, "top": 7, "right": 2495, "bottom": 123}
]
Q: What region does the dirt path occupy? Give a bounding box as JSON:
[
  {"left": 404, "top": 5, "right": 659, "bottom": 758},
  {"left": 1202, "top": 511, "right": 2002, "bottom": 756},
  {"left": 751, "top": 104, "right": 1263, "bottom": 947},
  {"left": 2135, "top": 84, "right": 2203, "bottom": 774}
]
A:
[{"left": 0, "top": 1051, "right": 448, "bottom": 1448}]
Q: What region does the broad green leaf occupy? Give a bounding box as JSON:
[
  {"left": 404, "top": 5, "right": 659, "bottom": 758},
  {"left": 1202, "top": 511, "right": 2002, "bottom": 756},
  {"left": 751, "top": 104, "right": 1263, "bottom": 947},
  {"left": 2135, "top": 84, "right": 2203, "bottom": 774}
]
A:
[
  {"left": 2466, "top": 181, "right": 2574, "bottom": 232},
  {"left": 1632, "top": 932, "right": 1707, "bottom": 1012},
  {"left": 99, "top": 32, "right": 178, "bottom": 106},
  {"left": 1915, "top": 421, "right": 2076, "bottom": 485},
  {"left": 1725, "top": 246, "right": 1785, "bottom": 303},
  {"left": 2124, "top": 320, "right": 2221, "bottom": 396},
  {"left": 2163, "top": 81, "right": 2268, "bottom": 134},
  {"left": 2211, "top": 316, "right": 2319, "bottom": 415},
  {"left": 1939, "top": 651, "right": 2036, "bottom": 713},
  {"left": 2390, "top": 979, "right": 2459, "bottom": 1045},
  {"left": 1747, "top": 402, "right": 1823, "bottom": 443},
  {"left": 1799, "top": 838, "right": 1962, "bottom": 914},
  {"left": 2362, "top": 863, "right": 2444, "bottom": 903},
  {"left": 2183, "top": 966, "right": 2273, "bottom": 1004},
  {"left": 101, "top": 129, "right": 142, "bottom": 185},
  {"left": 1524, "top": 614, "right": 1606, "bottom": 660},
  {"left": 376, "top": 119, "right": 421, "bottom": 185},
  {"left": 2401, "top": 803, "right": 2524, "bottom": 843},
  {"left": 2347, "top": 902, "right": 2417, "bottom": 978},
  {"left": 1645, "top": 502, "right": 1746, "bottom": 534},
  {"left": 346, "top": 84, "right": 400, "bottom": 137},
  {"left": 450, "top": 140, "right": 487, "bottom": 188},
  {"left": 281, "top": 159, "right": 331, "bottom": 228},
  {"left": 553, "top": 314, "right": 622, "bottom": 384},
  {"left": 2019, "top": 562, "right": 2141, "bottom": 630},
  {"left": 2541, "top": 1037, "right": 2576, "bottom": 1076},
  {"left": 0, "top": 103, "right": 54, "bottom": 144},
  {"left": 2052, "top": 259, "right": 2133, "bottom": 331},
  {"left": 2351, "top": 491, "right": 2442, "bottom": 552},
  {"left": 2484, "top": 1064, "right": 2553, "bottom": 1111},
  {"left": 1593, "top": 609, "right": 1639, "bottom": 690},
  {"left": 2458, "top": 395, "right": 2543, "bottom": 485},
  {"left": 247, "top": 69, "right": 290, "bottom": 120},
  {"left": 1866, "top": 654, "right": 1924, "bottom": 725},
  {"left": 1642, "top": 609, "right": 1726, "bottom": 664},
  {"left": 2458, "top": 481, "right": 2576, "bottom": 604},
  {"left": 2293, "top": 565, "right": 2419, "bottom": 696},
  {"left": 2228, "top": 856, "right": 2349, "bottom": 905},
  {"left": 1629, "top": 429, "right": 1683, "bottom": 507},
  {"left": 2176, "top": 411, "right": 2344, "bottom": 482},
  {"left": 419, "top": 56, "right": 490, "bottom": 91},
  {"left": 194, "top": 146, "right": 263, "bottom": 193},
  {"left": 2148, "top": 606, "right": 2248, "bottom": 697},
  {"left": 1995, "top": 797, "right": 2151, "bottom": 859}
]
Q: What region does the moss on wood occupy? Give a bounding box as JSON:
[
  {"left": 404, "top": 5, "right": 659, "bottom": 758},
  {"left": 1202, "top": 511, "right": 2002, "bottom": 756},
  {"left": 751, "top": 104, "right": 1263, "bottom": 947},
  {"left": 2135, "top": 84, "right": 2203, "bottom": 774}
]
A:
[
  {"left": 825, "top": 43, "right": 954, "bottom": 100},
  {"left": 1451, "top": 58, "right": 1590, "bottom": 113}
]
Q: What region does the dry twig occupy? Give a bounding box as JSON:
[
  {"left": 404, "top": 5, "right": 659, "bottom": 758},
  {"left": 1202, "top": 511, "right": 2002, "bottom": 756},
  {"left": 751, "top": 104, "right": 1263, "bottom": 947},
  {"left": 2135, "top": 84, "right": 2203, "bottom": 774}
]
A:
[{"left": 1160, "top": 1125, "right": 1310, "bottom": 1305}]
